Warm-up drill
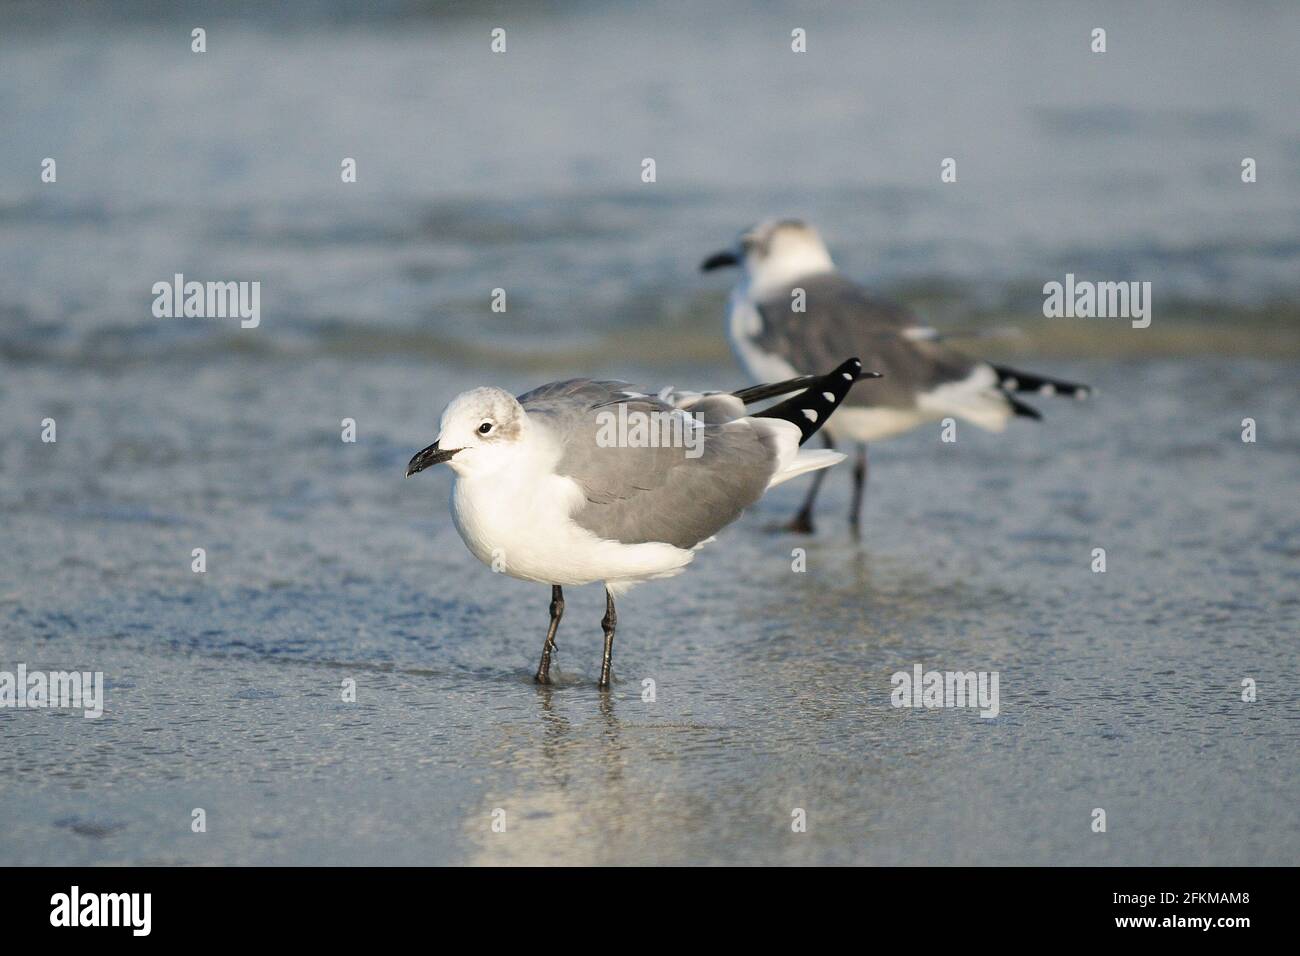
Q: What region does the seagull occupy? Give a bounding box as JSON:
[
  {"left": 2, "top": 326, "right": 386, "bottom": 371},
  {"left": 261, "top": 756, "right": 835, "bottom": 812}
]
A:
[
  {"left": 406, "top": 357, "right": 872, "bottom": 688},
  {"left": 701, "top": 218, "right": 1091, "bottom": 535}
]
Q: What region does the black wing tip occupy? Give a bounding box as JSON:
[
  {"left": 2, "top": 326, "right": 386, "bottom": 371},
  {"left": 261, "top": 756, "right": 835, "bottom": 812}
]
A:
[
  {"left": 731, "top": 374, "right": 819, "bottom": 406},
  {"left": 732, "top": 362, "right": 880, "bottom": 407},
  {"left": 829, "top": 357, "right": 863, "bottom": 384},
  {"left": 838, "top": 360, "right": 888, "bottom": 382},
  {"left": 1006, "top": 393, "right": 1043, "bottom": 420},
  {"left": 754, "top": 356, "right": 868, "bottom": 445},
  {"left": 992, "top": 363, "right": 1091, "bottom": 400}
]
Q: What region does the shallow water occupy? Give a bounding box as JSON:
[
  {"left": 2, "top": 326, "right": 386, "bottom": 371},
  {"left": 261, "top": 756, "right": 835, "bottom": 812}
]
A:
[
  {"left": 2, "top": 355, "right": 1297, "bottom": 865},
  {"left": 4, "top": 0, "right": 1300, "bottom": 372},
  {"left": 1, "top": 1, "right": 1298, "bottom": 865}
]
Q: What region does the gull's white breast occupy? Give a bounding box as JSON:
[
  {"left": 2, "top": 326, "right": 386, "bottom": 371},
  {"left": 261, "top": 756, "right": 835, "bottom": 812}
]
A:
[{"left": 449, "top": 459, "right": 695, "bottom": 594}]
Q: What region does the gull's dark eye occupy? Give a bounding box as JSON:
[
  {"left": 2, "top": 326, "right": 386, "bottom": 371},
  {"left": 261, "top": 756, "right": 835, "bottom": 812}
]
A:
[{"left": 478, "top": 421, "right": 493, "bottom": 434}]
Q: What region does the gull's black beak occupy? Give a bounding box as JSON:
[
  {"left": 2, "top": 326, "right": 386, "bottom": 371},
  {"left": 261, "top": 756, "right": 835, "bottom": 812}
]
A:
[
  {"left": 406, "top": 441, "right": 459, "bottom": 477},
  {"left": 700, "top": 249, "right": 740, "bottom": 272}
]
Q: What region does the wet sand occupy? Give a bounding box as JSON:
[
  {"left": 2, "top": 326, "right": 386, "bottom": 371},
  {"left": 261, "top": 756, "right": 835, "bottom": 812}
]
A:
[{"left": 2, "top": 356, "right": 1296, "bottom": 865}]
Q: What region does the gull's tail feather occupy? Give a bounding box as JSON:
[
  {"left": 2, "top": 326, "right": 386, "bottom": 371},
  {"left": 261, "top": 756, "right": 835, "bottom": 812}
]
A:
[
  {"left": 765, "top": 447, "right": 845, "bottom": 488},
  {"left": 754, "top": 358, "right": 866, "bottom": 445},
  {"left": 992, "top": 364, "right": 1092, "bottom": 401}
]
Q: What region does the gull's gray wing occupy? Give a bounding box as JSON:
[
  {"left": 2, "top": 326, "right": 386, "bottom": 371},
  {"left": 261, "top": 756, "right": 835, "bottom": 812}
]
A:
[
  {"left": 657, "top": 386, "right": 747, "bottom": 424},
  {"left": 755, "top": 273, "right": 980, "bottom": 408},
  {"left": 519, "top": 380, "right": 778, "bottom": 549}
]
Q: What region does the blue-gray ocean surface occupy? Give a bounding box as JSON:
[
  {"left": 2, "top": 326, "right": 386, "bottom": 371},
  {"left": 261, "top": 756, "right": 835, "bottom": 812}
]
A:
[{"left": 1, "top": 1, "right": 1297, "bottom": 865}]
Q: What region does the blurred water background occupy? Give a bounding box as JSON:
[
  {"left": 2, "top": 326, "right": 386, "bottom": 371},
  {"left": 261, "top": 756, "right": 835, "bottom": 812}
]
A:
[{"left": 1, "top": 0, "right": 1297, "bottom": 865}]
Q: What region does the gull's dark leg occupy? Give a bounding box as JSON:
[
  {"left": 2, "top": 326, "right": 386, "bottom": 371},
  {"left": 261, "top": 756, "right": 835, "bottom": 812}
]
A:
[
  {"left": 598, "top": 589, "right": 617, "bottom": 689},
  {"left": 783, "top": 432, "right": 836, "bottom": 534},
  {"left": 849, "top": 443, "right": 868, "bottom": 538},
  {"left": 534, "top": 585, "right": 564, "bottom": 685}
]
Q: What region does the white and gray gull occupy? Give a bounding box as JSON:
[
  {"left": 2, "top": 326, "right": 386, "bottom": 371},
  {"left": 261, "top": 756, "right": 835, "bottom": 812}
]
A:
[
  {"left": 406, "top": 358, "right": 873, "bottom": 688},
  {"left": 702, "top": 219, "right": 1091, "bottom": 534}
]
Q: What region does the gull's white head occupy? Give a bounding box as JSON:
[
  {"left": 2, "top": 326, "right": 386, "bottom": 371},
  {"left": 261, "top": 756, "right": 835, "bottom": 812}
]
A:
[
  {"left": 406, "top": 386, "right": 527, "bottom": 479},
  {"left": 701, "top": 218, "right": 835, "bottom": 298}
]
